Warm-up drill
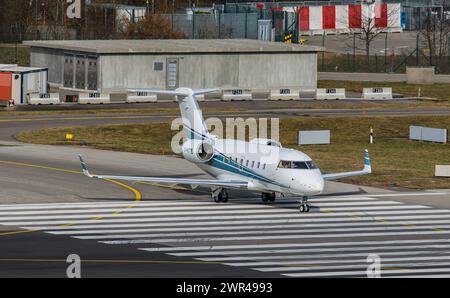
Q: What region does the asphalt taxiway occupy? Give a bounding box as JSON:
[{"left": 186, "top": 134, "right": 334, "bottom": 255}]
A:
[
  {"left": 0, "top": 143, "right": 450, "bottom": 277},
  {"left": 2, "top": 100, "right": 450, "bottom": 142}
]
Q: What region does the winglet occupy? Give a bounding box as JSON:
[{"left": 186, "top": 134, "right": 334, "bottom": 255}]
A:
[
  {"left": 363, "top": 149, "right": 372, "bottom": 174},
  {"left": 78, "top": 155, "right": 94, "bottom": 178}
]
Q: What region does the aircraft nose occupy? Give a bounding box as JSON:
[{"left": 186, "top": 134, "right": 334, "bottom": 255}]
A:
[{"left": 305, "top": 175, "right": 324, "bottom": 195}]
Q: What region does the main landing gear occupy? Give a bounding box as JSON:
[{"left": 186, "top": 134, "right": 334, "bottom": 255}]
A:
[
  {"left": 261, "top": 192, "right": 276, "bottom": 203},
  {"left": 212, "top": 188, "right": 229, "bottom": 203},
  {"left": 299, "top": 196, "right": 311, "bottom": 213}
]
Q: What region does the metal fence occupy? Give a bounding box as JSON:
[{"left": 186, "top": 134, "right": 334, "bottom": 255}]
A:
[{"left": 166, "top": 13, "right": 259, "bottom": 39}]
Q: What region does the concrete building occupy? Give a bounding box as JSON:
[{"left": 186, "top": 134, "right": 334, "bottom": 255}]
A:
[{"left": 24, "top": 39, "right": 322, "bottom": 94}]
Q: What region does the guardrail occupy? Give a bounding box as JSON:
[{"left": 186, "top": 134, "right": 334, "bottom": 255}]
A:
[
  {"left": 362, "top": 87, "right": 393, "bottom": 100},
  {"left": 78, "top": 92, "right": 111, "bottom": 105},
  {"left": 315, "top": 88, "right": 346, "bottom": 100},
  {"left": 269, "top": 88, "right": 300, "bottom": 101},
  {"left": 28, "top": 93, "right": 60, "bottom": 105}
]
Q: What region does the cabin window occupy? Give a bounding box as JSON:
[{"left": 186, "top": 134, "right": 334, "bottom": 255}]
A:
[
  {"left": 257, "top": 162, "right": 260, "bottom": 169},
  {"left": 263, "top": 163, "right": 266, "bottom": 170},
  {"left": 251, "top": 161, "right": 255, "bottom": 168},
  {"left": 246, "top": 160, "right": 249, "bottom": 167},
  {"left": 240, "top": 159, "right": 244, "bottom": 165},
  {"left": 278, "top": 161, "right": 291, "bottom": 169}
]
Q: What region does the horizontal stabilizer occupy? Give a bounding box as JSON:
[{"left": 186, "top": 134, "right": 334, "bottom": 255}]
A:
[{"left": 127, "top": 88, "right": 221, "bottom": 97}]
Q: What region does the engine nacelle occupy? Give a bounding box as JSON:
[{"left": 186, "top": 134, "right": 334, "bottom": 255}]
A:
[{"left": 182, "top": 140, "right": 215, "bottom": 163}]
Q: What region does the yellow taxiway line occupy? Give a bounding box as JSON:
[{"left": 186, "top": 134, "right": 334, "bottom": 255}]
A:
[{"left": 0, "top": 160, "right": 142, "bottom": 236}]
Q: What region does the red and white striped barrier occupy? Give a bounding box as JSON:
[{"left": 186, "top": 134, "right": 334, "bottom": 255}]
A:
[{"left": 283, "top": 3, "right": 401, "bottom": 35}]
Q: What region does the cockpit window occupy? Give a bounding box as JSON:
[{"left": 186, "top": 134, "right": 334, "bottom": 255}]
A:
[
  {"left": 278, "top": 160, "right": 318, "bottom": 170},
  {"left": 292, "top": 162, "right": 309, "bottom": 169},
  {"left": 305, "top": 161, "right": 318, "bottom": 170}
]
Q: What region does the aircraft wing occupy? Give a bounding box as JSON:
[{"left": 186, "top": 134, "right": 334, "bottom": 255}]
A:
[
  {"left": 322, "top": 150, "right": 372, "bottom": 181},
  {"left": 78, "top": 156, "right": 248, "bottom": 189}
]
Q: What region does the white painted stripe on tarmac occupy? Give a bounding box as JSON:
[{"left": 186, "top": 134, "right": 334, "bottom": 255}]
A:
[
  {"left": 197, "top": 246, "right": 450, "bottom": 261},
  {"left": 47, "top": 224, "right": 450, "bottom": 238},
  {"left": 6, "top": 212, "right": 450, "bottom": 227},
  {"left": 0, "top": 201, "right": 407, "bottom": 216},
  {"left": 0, "top": 204, "right": 293, "bottom": 216},
  {"left": 284, "top": 268, "right": 450, "bottom": 277},
  {"left": 224, "top": 255, "right": 450, "bottom": 267},
  {"left": 171, "top": 244, "right": 450, "bottom": 257},
  {"left": 88, "top": 230, "right": 450, "bottom": 243},
  {"left": 0, "top": 197, "right": 377, "bottom": 210},
  {"left": 258, "top": 261, "right": 450, "bottom": 273},
  {"left": 319, "top": 205, "right": 425, "bottom": 212},
  {"left": 1, "top": 207, "right": 448, "bottom": 223},
  {"left": 21, "top": 219, "right": 450, "bottom": 233},
  {"left": 43, "top": 219, "right": 450, "bottom": 234},
  {"left": 0, "top": 208, "right": 298, "bottom": 221},
  {"left": 139, "top": 239, "right": 450, "bottom": 252}
]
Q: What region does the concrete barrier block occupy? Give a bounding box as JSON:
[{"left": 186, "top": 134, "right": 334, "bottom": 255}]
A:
[
  {"left": 126, "top": 92, "right": 157, "bottom": 103},
  {"left": 28, "top": 93, "right": 60, "bottom": 105},
  {"left": 315, "top": 88, "right": 346, "bottom": 100},
  {"left": 79, "top": 92, "right": 111, "bottom": 104},
  {"left": 269, "top": 88, "right": 300, "bottom": 101},
  {"left": 222, "top": 89, "right": 252, "bottom": 101},
  {"left": 435, "top": 165, "right": 450, "bottom": 177},
  {"left": 363, "top": 87, "right": 393, "bottom": 100}
]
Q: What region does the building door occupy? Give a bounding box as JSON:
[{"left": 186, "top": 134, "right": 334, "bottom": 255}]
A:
[
  {"left": 166, "top": 58, "right": 179, "bottom": 90},
  {"left": 75, "top": 55, "right": 86, "bottom": 90},
  {"left": 63, "top": 54, "right": 74, "bottom": 88},
  {"left": 0, "top": 73, "right": 12, "bottom": 100},
  {"left": 87, "top": 57, "right": 98, "bottom": 91}
]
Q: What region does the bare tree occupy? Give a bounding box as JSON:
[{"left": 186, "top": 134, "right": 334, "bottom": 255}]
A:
[
  {"left": 420, "top": 4, "right": 450, "bottom": 71},
  {"left": 118, "top": 12, "right": 186, "bottom": 39},
  {"left": 338, "top": 2, "right": 401, "bottom": 67}
]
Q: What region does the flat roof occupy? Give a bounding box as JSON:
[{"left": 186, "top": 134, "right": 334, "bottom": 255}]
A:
[
  {"left": 0, "top": 66, "right": 47, "bottom": 73},
  {"left": 23, "top": 39, "right": 323, "bottom": 54}
]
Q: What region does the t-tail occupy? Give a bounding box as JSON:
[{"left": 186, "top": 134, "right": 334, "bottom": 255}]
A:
[{"left": 128, "top": 87, "right": 219, "bottom": 140}]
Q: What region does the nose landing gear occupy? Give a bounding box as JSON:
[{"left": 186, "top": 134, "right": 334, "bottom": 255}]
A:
[{"left": 299, "top": 196, "right": 311, "bottom": 213}]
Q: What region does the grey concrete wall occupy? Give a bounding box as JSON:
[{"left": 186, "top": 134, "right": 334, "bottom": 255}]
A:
[
  {"left": 238, "top": 53, "right": 317, "bottom": 89},
  {"left": 30, "top": 48, "right": 64, "bottom": 85},
  {"left": 99, "top": 52, "right": 318, "bottom": 91}
]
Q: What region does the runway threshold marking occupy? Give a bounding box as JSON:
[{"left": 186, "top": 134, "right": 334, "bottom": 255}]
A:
[{"left": 0, "top": 160, "right": 142, "bottom": 236}]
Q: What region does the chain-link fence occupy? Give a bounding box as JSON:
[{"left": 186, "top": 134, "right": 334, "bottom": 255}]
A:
[
  {"left": 316, "top": 32, "right": 450, "bottom": 74},
  {"left": 166, "top": 13, "right": 259, "bottom": 39}
]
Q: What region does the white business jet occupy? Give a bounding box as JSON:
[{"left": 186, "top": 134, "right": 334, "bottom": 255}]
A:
[{"left": 79, "top": 87, "right": 372, "bottom": 212}]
